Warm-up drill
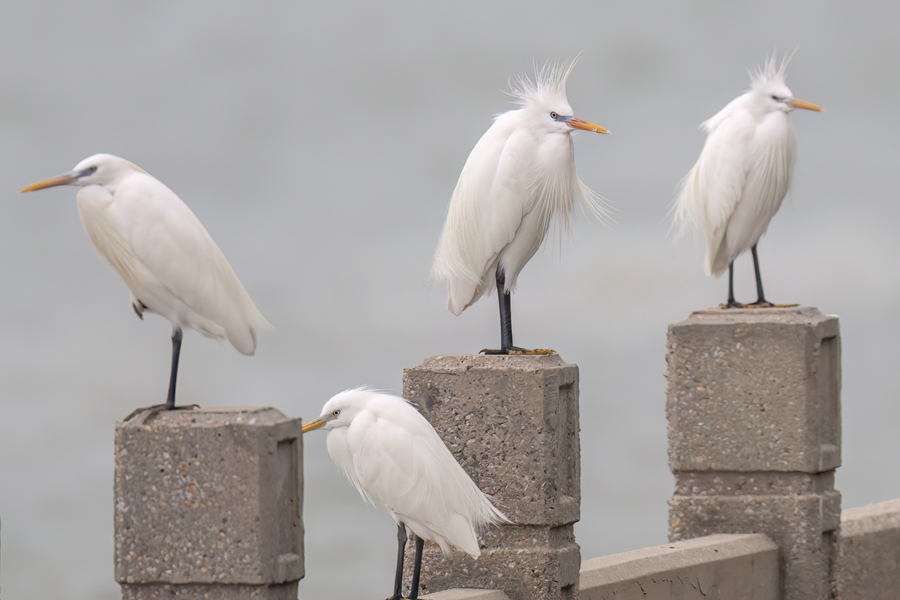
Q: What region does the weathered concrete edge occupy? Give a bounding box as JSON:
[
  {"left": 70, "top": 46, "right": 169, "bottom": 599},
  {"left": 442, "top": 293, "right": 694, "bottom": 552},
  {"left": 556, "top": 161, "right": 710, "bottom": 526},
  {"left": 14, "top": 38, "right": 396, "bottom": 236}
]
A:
[
  {"left": 418, "top": 534, "right": 777, "bottom": 600},
  {"left": 835, "top": 498, "right": 900, "bottom": 600},
  {"left": 579, "top": 533, "right": 777, "bottom": 593},
  {"left": 421, "top": 589, "right": 511, "bottom": 600},
  {"left": 840, "top": 497, "right": 900, "bottom": 536}
]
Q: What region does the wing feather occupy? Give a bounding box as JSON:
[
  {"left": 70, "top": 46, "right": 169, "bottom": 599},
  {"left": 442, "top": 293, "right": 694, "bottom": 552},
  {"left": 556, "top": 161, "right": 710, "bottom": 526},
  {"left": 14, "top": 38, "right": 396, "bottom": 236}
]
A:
[
  {"left": 77, "top": 172, "right": 271, "bottom": 353},
  {"left": 431, "top": 112, "right": 529, "bottom": 315},
  {"left": 674, "top": 100, "right": 755, "bottom": 277},
  {"left": 342, "top": 396, "right": 507, "bottom": 557}
]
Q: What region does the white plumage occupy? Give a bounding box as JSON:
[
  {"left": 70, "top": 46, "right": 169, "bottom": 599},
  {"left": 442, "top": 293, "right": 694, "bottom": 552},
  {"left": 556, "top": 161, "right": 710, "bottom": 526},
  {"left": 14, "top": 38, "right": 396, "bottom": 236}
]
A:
[
  {"left": 303, "top": 388, "right": 508, "bottom": 558},
  {"left": 21, "top": 153, "right": 271, "bottom": 408},
  {"left": 431, "top": 59, "right": 608, "bottom": 352},
  {"left": 673, "top": 55, "right": 822, "bottom": 305}
]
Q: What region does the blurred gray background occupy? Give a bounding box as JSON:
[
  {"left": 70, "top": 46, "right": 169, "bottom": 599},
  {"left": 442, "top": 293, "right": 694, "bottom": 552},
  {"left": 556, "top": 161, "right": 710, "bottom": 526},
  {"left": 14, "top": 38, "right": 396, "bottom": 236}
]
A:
[{"left": 1, "top": 1, "right": 898, "bottom": 598}]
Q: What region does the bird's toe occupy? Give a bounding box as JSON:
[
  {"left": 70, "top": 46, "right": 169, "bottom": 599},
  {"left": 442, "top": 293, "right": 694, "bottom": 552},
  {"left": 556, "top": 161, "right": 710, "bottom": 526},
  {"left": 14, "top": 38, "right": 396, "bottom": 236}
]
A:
[
  {"left": 719, "top": 301, "right": 748, "bottom": 309},
  {"left": 509, "top": 347, "right": 556, "bottom": 355}
]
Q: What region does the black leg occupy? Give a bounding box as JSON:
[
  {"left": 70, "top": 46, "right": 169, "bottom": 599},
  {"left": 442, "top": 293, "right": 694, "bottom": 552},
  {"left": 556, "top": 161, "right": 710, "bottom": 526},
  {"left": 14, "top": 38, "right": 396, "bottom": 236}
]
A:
[
  {"left": 728, "top": 262, "right": 736, "bottom": 305},
  {"left": 497, "top": 267, "right": 513, "bottom": 353},
  {"left": 479, "top": 265, "right": 555, "bottom": 355},
  {"left": 748, "top": 244, "right": 770, "bottom": 306},
  {"left": 165, "top": 328, "right": 183, "bottom": 410},
  {"left": 409, "top": 535, "right": 424, "bottom": 600},
  {"left": 721, "top": 262, "right": 745, "bottom": 308},
  {"left": 389, "top": 524, "right": 407, "bottom": 600},
  {"left": 480, "top": 267, "right": 516, "bottom": 354}
]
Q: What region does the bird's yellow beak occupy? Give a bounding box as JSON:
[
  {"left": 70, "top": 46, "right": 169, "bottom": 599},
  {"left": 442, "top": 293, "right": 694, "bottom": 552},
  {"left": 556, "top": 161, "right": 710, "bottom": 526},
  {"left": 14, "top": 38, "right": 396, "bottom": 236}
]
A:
[
  {"left": 301, "top": 418, "right": 328, "bottom": 434},
  {"left": 566, "top": 117, "right": 610, "bottom": 135},
  {"left": 787, "top": 98, "right": 824, "bottom": 112},
  {"left": 20, "top": 174, "right": 76, "bottom": 193}
]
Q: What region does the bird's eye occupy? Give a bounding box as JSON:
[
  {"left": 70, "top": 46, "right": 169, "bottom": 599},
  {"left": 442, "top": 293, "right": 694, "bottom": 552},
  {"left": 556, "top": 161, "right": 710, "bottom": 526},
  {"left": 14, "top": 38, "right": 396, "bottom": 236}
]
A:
[
  {"left": 550, "top": 111, "right": 559, "bottom": 120},
  {"left": 771, "top": 95, "right": 780, "bottom": 101},
  {"left": 332, "top": 409, "right": 341, "bottom": 417},
  {"left": 88, "top": 166, "right": 98, "bottom": 173}
]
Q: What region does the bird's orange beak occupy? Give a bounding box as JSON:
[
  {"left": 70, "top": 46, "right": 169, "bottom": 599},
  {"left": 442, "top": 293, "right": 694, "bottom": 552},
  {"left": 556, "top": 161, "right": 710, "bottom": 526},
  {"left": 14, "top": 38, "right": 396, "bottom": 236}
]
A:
[
  {"left": 301, "top": 418, "right": 328, "bottom": 434},
  {"left": 566, "top": 117, "right": 610, "bottom": 135},
  {"left": 787, "top": 98, "right": 824, "bottom": 112},
  {"left": 20, "top": 174, "right": 76, "bottom": 193}
]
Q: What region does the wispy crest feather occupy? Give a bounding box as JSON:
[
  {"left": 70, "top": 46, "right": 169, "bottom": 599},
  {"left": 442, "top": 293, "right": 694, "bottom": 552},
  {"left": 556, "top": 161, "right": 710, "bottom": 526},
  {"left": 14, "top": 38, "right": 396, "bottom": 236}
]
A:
[
  {"left": 508, "top": 57, "right": 579, "bottom": 107},
  {"left": 749, "top": 50, "right": 795, "bottom": 91}
]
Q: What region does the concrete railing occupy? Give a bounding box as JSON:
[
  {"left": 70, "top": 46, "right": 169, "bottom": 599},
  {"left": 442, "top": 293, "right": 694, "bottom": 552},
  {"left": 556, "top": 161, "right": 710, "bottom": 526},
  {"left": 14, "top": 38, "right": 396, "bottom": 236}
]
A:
[
  {"left": 95, "top": 306, "right": 899, "bottom": 600},
  {"left": 425, "top": 533, "right": 779, "bottom": 600},
  {"left": 835, "top": 498, "right": 900, "bottom": 600}
]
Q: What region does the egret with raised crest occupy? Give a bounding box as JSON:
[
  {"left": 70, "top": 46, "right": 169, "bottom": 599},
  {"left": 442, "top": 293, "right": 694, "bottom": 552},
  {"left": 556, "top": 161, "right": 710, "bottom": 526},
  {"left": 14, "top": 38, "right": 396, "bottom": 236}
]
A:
[
  {"left": 673, "top": 55, "right": 823, "bottom": 307},
  {"left": 432, "top": 58, "right": 609, "bottom": 353}
]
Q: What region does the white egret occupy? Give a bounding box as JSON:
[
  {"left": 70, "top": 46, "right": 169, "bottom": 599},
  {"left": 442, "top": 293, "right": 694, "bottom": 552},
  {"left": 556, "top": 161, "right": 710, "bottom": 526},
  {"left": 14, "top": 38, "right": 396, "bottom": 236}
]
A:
[
  {"left": 302, "top": 388, "right": 509, "bottom": 600},
  {"left": 673, "top": 55, "right": 823, "bottom": 307},
  {"left": 432, "top": 58, "right": 609, "bottom": 354},
  {"left": 20, "top": 154, "right": 271, "bottom": 410}
]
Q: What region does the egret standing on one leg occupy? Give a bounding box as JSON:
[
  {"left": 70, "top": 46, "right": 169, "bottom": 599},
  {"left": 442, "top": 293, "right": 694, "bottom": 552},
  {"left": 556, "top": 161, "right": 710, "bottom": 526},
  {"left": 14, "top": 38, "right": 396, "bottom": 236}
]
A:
[
  {"left": 673, "top": 55, "right": 823, "bottom": 308},
  {"left": 432, "top": 58, "right": 609, "bottom": 354},
  {"left": 20, "top": 154, "right": 272, "bottom": 410},
  {"left": 302, "top": 388, "right": 509, "bottom": 600}
]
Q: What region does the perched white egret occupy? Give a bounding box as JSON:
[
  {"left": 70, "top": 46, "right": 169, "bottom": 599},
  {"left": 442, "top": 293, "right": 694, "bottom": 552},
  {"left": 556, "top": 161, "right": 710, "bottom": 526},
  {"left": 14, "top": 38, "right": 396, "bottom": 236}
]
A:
[
  {"left": 432, "top": 58, "right": 609, "bottom": 354},
  {"left": 302, "top": 388, "right": 509, "bottom": 600},
  {"left": 20, "top": 154, "right": 271, "bottom": 409},
  {"left": 673, "top": 55, "right": 823, "bottom": 307}
]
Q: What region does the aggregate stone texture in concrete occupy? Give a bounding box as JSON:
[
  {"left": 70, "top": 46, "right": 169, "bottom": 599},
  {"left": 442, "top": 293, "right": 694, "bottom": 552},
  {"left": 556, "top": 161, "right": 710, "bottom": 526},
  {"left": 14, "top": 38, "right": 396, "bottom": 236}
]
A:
[
  {"left": 835, "top": 498, "right": 900, "bottom": 600},
  {"left": 669, "top": 490, "right": 841, "bottom": 600},
  {"left": 579, "top": 533, "right": 779, "bottom": 600},
  {"left": 114, "top": 406, "right": 303, "bottom": 597},
  {"left": 422, "top": 589, "right": 512, "bottom": 600},
  {"left": 401, "top": 354, "right": 581, "bottom": 600},
  {"left": 666, "top": 306, "right": 841, "bottom": 473},
  {"left": 119, "top": 582, "right": 298, "bottom": 600},
  {"left": 666, "top": 307, "right": 842, "bottom": 600}
]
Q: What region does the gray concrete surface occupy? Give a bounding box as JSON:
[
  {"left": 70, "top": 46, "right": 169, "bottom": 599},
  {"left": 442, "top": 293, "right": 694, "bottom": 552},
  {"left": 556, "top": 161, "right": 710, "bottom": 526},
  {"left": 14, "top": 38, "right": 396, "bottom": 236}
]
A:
[
  {"left": 579, "top": 533, "right": 779, "bottom": 599},
  {"left": 666, "top": 307, "right": 842, "bottom": 600},
  {"left": 423, "top": 590, "right": 512, "bottom": 600},
  {"left": 667, "top": 307, "right": 840, "bottom": 473},
  {"left": 114, "top": 407, "right": 303, "bottom": 599},
  {"left": 402, "top": 354, "right": 581, "bottom": 600},
  {"left": 835, "top": 498, "right": 900, "bottom": 600}
]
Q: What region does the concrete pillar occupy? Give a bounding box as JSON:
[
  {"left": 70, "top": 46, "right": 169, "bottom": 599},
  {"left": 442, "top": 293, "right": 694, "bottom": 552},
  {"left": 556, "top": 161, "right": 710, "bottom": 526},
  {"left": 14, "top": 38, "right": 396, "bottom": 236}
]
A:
[
  {"left": 114, "top": 407, "right": 303, "bottom": 599},
  {"left": 402, "top": 354, "right": 580, "bottom": 600},
  {"left": 666, "top": 307, "right": 842, "bottom": 600}
]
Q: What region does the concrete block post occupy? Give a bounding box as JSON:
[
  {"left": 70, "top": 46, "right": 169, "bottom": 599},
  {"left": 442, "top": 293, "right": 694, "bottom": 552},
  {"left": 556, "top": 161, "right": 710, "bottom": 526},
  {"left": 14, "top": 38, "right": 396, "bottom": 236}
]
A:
[
  {"left": 666, "top": 307, "right": 842, "bottom": 600},
  {"left": 114, "top": 407, "right": 304, "bottom": 599},
  {"left": 402, "top": 354, "right": 580, "bottom": 600}
]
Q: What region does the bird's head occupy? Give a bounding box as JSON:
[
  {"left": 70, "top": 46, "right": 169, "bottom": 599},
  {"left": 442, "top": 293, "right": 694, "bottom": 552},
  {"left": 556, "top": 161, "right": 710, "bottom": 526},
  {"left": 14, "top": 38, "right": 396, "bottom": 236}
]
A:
[
  {"left": 508, "top": 58, "right": 610, "bottom": 137},
  {"left": 750, "top": 54, "right": 823, "bottom": 115},
  {"left": 302, "top": 387, "right": 376, "bottom": 433},
  {"left": 20, "top": 154, "right": 145, "bottom": 193}
]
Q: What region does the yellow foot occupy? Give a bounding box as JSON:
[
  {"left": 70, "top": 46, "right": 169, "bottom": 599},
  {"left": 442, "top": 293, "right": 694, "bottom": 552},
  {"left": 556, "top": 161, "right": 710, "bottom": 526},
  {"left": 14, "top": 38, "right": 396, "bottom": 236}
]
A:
[
  {"left": 747, "top": 302, "right": 800, "bottom": 308},
  {"left": 718, "top": 302, "right": 747, "bottom": 309},
  {"left": 718, "top": 302, "right": 800, "bottom": 310}
]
